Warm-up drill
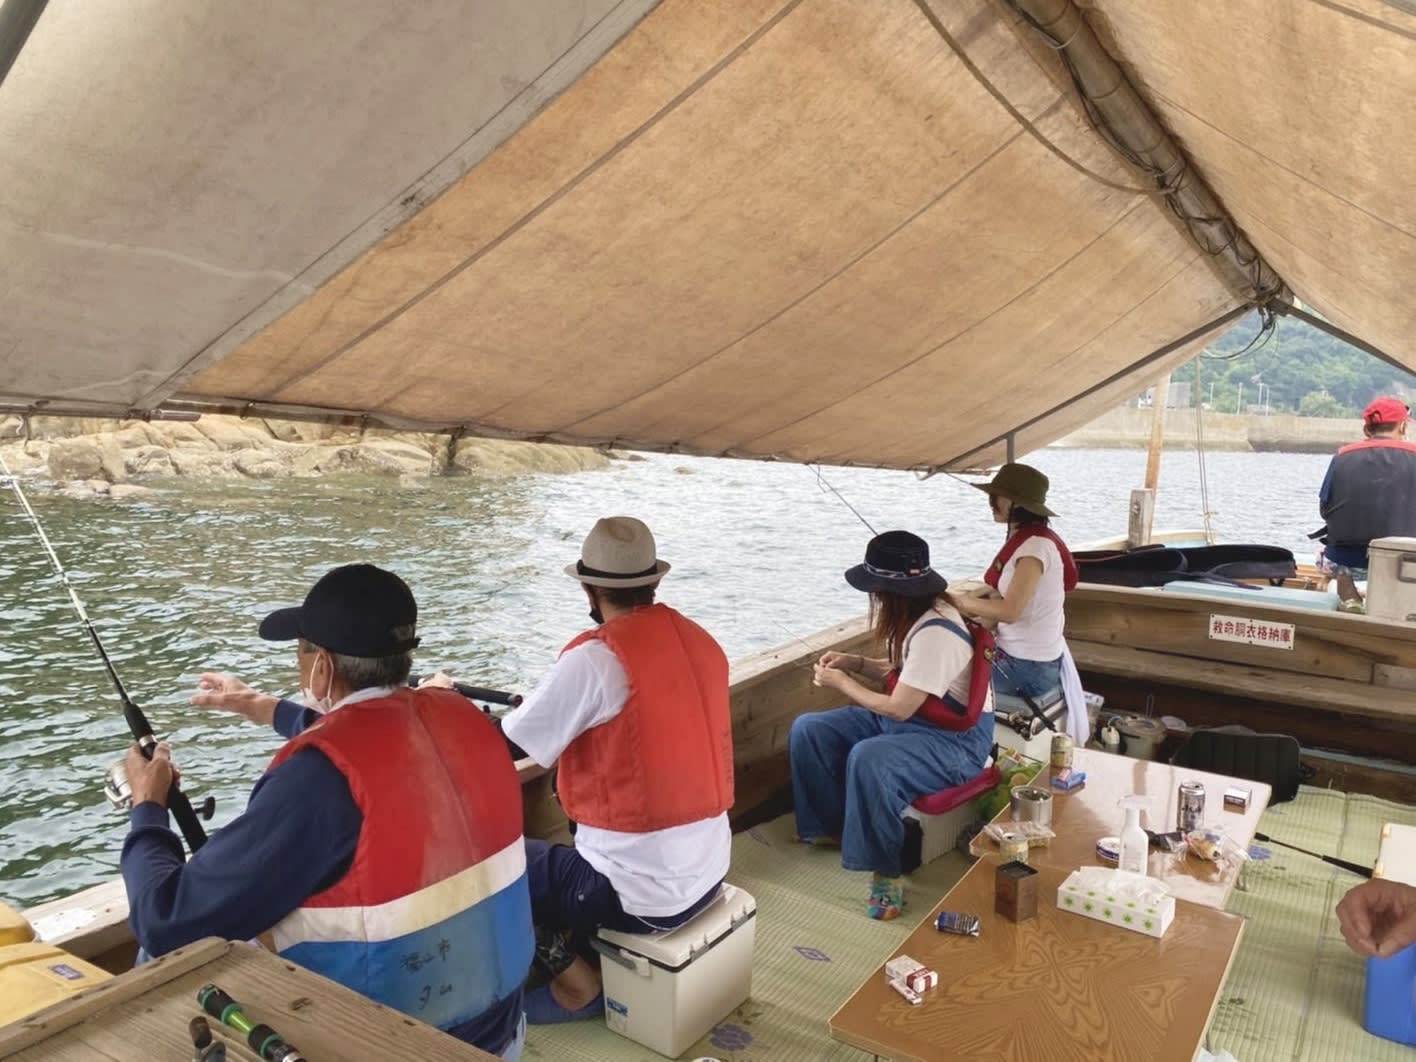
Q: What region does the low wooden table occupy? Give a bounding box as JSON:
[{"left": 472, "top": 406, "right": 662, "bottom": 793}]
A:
[
  {"left": 829, "top": 856, "right": 1245, "bottom": 1062},
  {"left": 0, "top": 938, "right": 499, "bottom": 1061},
  {"left": 970, "top": 748, "right": 1271, "bottom": 908}
]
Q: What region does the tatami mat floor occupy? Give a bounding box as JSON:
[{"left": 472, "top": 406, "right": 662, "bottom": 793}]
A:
[
  {"left": 1215, "top": 789, "right": 1416, "bottom": 1062},
  {"left": 523, "top": 788, "right": 1416, "bottom": 1061}
]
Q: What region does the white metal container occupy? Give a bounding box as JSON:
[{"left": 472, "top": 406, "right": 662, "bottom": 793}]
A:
[
  {"left": 597, "top": 884, "right": 757, "bottom": 1058},
  {"left": 1362, "top": 536, "right": 1416, "bottom": 622}
]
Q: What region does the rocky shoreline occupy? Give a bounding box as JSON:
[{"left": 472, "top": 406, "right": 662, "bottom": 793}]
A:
[{"left": 0, "top": 414, "right": 611, "bottom": 498}]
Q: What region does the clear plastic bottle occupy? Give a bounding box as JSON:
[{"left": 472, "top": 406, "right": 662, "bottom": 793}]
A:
[{"left": 1118, "top": 795, "right": 1149, "bottom": 876}]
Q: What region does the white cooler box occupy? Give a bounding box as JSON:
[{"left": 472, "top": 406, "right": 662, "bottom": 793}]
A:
[
  {"left": 1364, "top": 536, "right": 1416, "bottom": 623},
  {"left": 596, "top": 884, "right": 757, "bottom": 1058}
]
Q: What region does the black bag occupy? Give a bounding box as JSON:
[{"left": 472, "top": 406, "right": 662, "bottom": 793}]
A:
[{"left": 1169, "top": 725, "right": 1310, "bottom": 805}]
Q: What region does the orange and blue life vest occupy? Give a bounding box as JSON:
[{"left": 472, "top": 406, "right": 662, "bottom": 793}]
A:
[{"left": 265, "top": 687, "right": 532, "bottom": 1032}]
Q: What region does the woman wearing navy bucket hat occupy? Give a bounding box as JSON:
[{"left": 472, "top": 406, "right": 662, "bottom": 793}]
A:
[{"left": 789, "top": 531, "right": 994, "bottom": 920}]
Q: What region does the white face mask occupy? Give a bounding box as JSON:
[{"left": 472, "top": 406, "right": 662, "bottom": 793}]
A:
[{"left": 302, "top": 652, "right": 335, "bottom": 713}]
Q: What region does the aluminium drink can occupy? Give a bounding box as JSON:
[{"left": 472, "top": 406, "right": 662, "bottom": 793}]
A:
[
  {"left": 1050, "top": 734, "right": 1074, "bottom": 770},
  {"left": 1178, "top": 781, "right": 1206, "bottom": 832}
]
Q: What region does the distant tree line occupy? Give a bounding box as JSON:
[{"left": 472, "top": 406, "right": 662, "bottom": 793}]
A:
[{"left": 1170, "top": 311, "right": 1415, "bottom": 417}]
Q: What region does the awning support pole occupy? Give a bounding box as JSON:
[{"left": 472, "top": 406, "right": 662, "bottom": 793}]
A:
[
  {"left": 939, "top": 304, "right": 1249, "bottom": 471},
  {"left": 1271, "top": 303, "right": 1412, "bottom": 378},
  {"left": 1006, "top": 433, "right": 1016, "bottom": 464}
]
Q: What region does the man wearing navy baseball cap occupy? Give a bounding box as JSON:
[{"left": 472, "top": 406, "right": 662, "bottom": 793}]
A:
[
  {"left": 120, "top": 564, "right": 535, "bottom": 1059},
  {"left": 1318, "top": 395, "right": 1416, "bottom": 608}
]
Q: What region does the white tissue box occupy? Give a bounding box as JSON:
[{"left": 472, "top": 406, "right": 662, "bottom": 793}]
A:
[{"left": 1056, "top": 869, "right": 1175, "bottom": 938}]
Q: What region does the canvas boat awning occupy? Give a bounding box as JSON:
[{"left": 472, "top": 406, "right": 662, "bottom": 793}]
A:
[{"left": 2, "top": 0, "right": 1413, "bottom": 470}]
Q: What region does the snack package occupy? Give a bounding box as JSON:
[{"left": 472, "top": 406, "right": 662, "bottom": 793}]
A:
[
  {"left": 1185, "top": 826, "right": 1251, "bottom": 866},
  {"left": 983, "top": 821, "right": 1056, "bottom": 847}
]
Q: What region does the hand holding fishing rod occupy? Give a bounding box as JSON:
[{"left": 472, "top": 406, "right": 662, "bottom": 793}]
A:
[{"left": 0, "top": 452, "right": 212, "bottom": 852}]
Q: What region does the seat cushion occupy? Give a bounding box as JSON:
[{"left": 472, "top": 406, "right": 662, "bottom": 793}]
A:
[{"left": 910, "top": 765, "right": 1001, "bottom": 815}]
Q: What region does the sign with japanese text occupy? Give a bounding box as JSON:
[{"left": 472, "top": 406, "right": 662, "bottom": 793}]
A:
[{"left": 1207, "top": 613, "right": 1295, "bottom": 650}]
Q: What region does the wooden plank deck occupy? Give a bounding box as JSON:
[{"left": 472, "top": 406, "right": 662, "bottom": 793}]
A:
[{"left": 0, "top": 939, "right": 498, "bottom": 1060}]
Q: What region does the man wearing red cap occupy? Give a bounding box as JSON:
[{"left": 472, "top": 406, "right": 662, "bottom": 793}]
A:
[{"left": 1318, "top": 395, "right": 1416, "bottom": 606}]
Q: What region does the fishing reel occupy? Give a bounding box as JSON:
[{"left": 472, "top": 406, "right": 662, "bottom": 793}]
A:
[{"left": 104, "top": 758, "right": 217, "bottom": 821}]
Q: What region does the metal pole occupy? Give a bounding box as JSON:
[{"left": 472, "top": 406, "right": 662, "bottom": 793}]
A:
[
  {"left": 1006, "top": 433, "right": 1016, "bottom": 464},
  {"left": 939, "top": 304, "right": 1249, "bottom": 471},
  {"left": 1274, "top": 303, "right": 1413, "bottom": 378}
]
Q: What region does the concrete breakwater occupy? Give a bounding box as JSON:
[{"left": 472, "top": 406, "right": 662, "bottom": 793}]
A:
[
  {"left": 1052, "top": 409, "right": 1354, "bottom": 454},
  {"left": 0, "top": 414, "right": 610, "bottom": 497}
]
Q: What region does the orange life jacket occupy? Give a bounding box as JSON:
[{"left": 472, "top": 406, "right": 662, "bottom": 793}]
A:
[
  {"left": 883, "top": 616, "right": 994, "bottom": 731},
  {"left": 557, "top": 604, "right": 734, "bottom": 832},
  {"left": 265, "top": 688, "right": 532, "bottom": 1028}
]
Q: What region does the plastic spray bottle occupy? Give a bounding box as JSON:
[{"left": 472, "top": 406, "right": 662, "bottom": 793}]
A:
[{"left": 1118, "top": 796, "right": 1149, "bottom": 875}]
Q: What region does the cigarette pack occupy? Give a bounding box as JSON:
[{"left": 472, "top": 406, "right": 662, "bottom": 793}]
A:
[
  {"left": 1050, "top": 768, "right": 1087, "bottom": 791},
  {"left": 906, "top": 968, "right": 938, "bottom": 992},
  {"left": 884, "top": 956, "right": 922, "bottom": 982},
  {"left": 1223, "top": 786, "right": 1251, "bottom": 811},
  {"left": 884, "top": 955, "right": 937, "bottom": 993}
]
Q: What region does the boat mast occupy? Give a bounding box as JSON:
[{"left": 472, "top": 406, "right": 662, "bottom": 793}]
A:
[{"left": 1129, "top": 373, "right": 1169, "bottom": 548}]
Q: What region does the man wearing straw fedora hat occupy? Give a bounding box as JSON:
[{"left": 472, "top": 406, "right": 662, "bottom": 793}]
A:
[{"left": 501, "top": 517, "right": 734, "bottom": 1023}]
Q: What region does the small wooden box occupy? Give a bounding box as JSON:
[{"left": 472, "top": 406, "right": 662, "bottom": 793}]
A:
[{"left": 995, "top": 860, "right": 1039, "bottom": 922}]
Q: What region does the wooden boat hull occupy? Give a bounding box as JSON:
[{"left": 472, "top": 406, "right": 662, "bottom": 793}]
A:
[
  {"left": 1067, "top": 582, "right": 1416, "bottom": 801},
  {"left": 22, "top": 583, "right": 1416, "bottom": 976}
]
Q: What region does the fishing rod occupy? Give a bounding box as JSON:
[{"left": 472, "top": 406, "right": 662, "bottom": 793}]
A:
[
  {"left": 407, "top": 673, "right": 529, "bottom": 759},
  {"left": 1253, "top": 831, "right": 1372, "bottom": 878},
  {"left": 0, "top": 452, "right": 212, "bottom": 852},
  {"left": 407, "top": 673, "right": 522, "bottom": 707}
]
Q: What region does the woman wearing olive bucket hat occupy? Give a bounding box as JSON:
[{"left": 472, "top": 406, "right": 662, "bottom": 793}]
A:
[
  {"left": 789, "top": 531, "right": 994, "bottom": 921},
  {"left": 950, "top": 463, "right": 1090, "bottom": 745}
]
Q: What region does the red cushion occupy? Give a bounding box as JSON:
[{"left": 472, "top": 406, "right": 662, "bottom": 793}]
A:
[{"left": 910, "top": 765, "right": 1001, "bottom": 815}]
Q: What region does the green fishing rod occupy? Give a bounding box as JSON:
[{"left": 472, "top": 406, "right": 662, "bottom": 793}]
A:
[
  {"left": 0, "top": 451, "right": 212, "bottom": 852},
  {"left": 197, "top": 984, "right": 306, "bottom": 1062}
]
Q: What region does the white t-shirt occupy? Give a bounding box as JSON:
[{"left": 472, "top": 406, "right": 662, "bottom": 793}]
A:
[
  {"left": 500, "top": 638, "right": 730, "bottom": 918},
  {"left": 996, "top": 535, "right": 1067, "bottom": 660},
  {"left": 898, "top": 606, "right": 992, "bottom": 715}
]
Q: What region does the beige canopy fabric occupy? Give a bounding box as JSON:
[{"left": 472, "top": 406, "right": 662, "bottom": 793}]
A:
[{"left": 3, "top": 0, "right": 1414, "bottom": 471}]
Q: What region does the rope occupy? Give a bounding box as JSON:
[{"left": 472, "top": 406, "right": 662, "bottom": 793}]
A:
[
  {"left": 1000, "top": 0, "right": 1284, "bottom": 303},
  {"left": 1193, "top": 358, "right": 1216, "bottom": 544},
  {"left": 908, "top": 0, "right": 1156, "bottom": 197}
]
